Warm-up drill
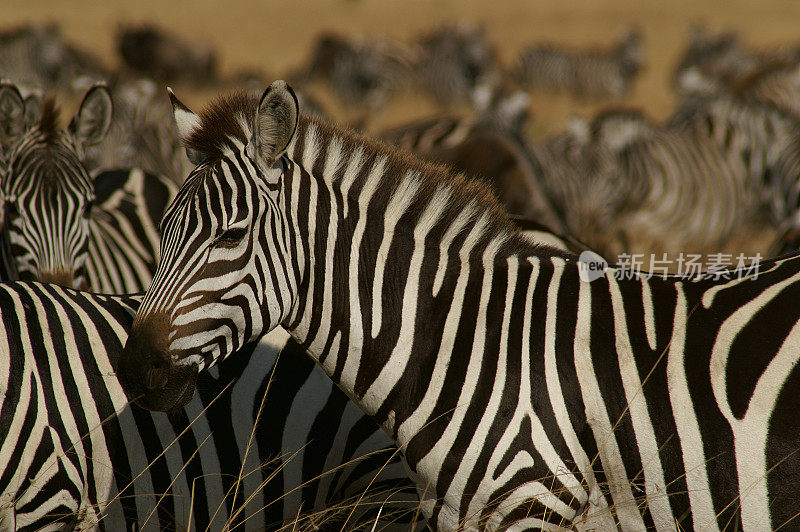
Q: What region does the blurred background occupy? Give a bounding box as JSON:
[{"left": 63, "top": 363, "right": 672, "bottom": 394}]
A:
[
  {"left": 5, "top": 0, "right": 800, "bottom": 268},
  {"left": 6, "top": 0, "right": 799, "bottom": 132}
]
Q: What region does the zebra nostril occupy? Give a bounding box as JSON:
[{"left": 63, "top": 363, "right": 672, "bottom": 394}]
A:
[{"left": 147, "top": 366, "right": 168, "bottom": 391}]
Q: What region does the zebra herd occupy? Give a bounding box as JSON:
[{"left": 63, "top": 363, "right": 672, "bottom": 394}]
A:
[{"left": 2, "top": 20, "right": 800, "bottom": 532}]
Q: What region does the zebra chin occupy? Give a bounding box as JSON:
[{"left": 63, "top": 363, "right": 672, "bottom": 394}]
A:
[{"left": 117, "top": 329, "right": 199, "bottom": 412}]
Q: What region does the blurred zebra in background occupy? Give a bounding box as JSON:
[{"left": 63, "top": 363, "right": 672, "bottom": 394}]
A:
[
  {"left": 673, "top": 25, "right": 800, "bottom": 98},
  {"left": 0, "top": 82, "right": 176, "bottom": 292},
  {"left": 294, "top": 32, "right": 415, "bottom": 112},
  {"left": 0, "top": 281, "right": 418, "bottom": 530},
  {"left": 87, "top": 78, "right": 191, "bottom": 184},
  {"left": 0, "top": 23, "right": 109, "bottom": 96},
  {"left": 380, "top": 85, "right": 568, "bottom": 228},
  {"left": 515, "top": 28, "right": 643, "bottom": 98},
  {"left": 117, "top": 23, "right": 218, "bottom": 85},
  {"left": 667, "top": 94, "right": 800, "bottom": 198},
  {"left": 413, "top": 21, "right": 499, "bottom": 105}
]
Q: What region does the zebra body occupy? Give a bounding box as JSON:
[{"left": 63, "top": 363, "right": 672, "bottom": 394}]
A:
[
  {"left": 0, "top": 82, "right": 176, "bottom": 293},
  {"left": 516, "top": 29, "right": 642, "bottom": 98},
  {"left": 0, "top": 281, "right": 417, "bottom": 530},
  {"left": 117, "top": 82, "right": 800, "bottom": 530},
  {"left": 413, "top": 22, "right": 498, "bottom": 105}
]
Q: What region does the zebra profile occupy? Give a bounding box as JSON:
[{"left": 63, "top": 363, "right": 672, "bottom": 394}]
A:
[
  {"left": 117, "top": 80, "right": 800, "bottom": 530},
  {"left": 0, "top": 281, "right": 418, "bottom": 530},
  {"left": 0, "top": 81, "right": 176, "bottom": 292},
  {"left": 515, "top": 28, "right": 643, "bottom": 98}
]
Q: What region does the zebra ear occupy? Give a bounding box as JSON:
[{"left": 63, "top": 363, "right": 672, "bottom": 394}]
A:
[
  {"left": 22, "top": 92, "right": 42, "bottom": 129},
  {"left": 167, "top": 87, "right": 201, "bottom": 141},
  {"left": 0, "top": 82, "right": 26, "bottom": 147},
  {"left": 69, "top": 84, "right": 113, "bottom": 147},
  {"left": 249, "top": 80, "right": 299, "bottom": 170},
  {"left": 167, "top": 87, "right": 204, "bottom": 165}
]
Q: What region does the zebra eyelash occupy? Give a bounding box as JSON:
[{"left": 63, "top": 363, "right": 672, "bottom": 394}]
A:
[{"left": 213, "top": 226, "right": 248, "bottom": 246}]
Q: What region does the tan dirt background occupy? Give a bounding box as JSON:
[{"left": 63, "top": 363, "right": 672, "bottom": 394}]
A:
[{"left": 5, "top": 0, "right": 800, "bottom": 137}]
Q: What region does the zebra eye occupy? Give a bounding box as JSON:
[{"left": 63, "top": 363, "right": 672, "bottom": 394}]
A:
[
  {"left": 5, "top": 201, "right": 19, "bottom": 219},
  {"left": 215, "top": 227, "right": 248, "bottom": 247}
]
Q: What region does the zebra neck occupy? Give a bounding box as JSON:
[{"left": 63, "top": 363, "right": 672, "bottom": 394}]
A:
[{"left": 278, "top": 115, "right": 583, "bottom": 433}]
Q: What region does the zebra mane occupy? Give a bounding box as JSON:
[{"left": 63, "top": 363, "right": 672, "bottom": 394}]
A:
[
  {"left": 38, "top": 97, "right": 60, "bottom": 142},
  {"left": 297, "top": 115, "right": 548, "bottom": 254},
  {"left": 181, "top": 90, "right": 553, "bottom": 255},
  {"left": 182, "top": 90, "right": 258, "bottom": 160}
]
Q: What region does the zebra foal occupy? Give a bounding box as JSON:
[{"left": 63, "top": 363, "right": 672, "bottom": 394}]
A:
[{"left": 117, "top": 81, "right": 800, "bottom": 531}]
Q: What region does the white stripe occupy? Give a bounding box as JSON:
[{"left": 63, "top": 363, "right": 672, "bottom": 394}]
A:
[
  {"left": 573, "top": 276, "right": 647, "bottom": 530},
  {"left": 708, "top": 270, "right": 800, "bottom": 532},
  {"left": 339, "top": 156, "right": 386, "bottom": 393},
  {"left": 667, "top": 283, "right": 720, "bottom": 531},
  {"left": 607, "top": 276, "right": 674, "bottom": 531},
  {"left": 370, "top": 171, "right": 420, "bottom": 338}
]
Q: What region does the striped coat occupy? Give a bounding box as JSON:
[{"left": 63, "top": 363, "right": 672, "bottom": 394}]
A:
[
  {"left": 116, "top": 82, "right": 800, "bottom": 530},
  {"left": 0, "top": 281, "right": 417, "bottom": 530}
]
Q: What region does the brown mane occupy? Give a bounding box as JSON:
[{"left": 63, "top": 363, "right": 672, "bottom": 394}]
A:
[
  {"left": 182, "top": 90, "right": 259, "bottom": 160},
  {"left": 38, "top": 97, "right": 60, "bottom": 142},
  {"left": 180, "top": 89, "right": 555, "bottom": 255}
]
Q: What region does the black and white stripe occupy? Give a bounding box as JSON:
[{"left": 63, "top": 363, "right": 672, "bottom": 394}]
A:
[
  {"left": 117, "top": 81, "right": 800, "bottom": 530},
  {"left": 0, "top": 281, "right": 417, "bottom": 530}
]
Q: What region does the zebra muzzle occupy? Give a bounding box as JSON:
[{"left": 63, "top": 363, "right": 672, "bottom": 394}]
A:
[
  {"left": 118, "top": 326, "right": 199, "bottom": 412},
  {"left": 147, "top": 367, "right": 169, "bottom": 391}
]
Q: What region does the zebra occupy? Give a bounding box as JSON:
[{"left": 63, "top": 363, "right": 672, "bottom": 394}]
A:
[
  {"left": 540, "top": 103, "right": 771, "bottom": 257},
  {"left": 0, "top": 280, "right": 419, "bottom": 530},
  {"left": 673, "top": 25, "right": 800, "bottom": 99},
  {"left": 117, "top": 23, "right": 218, "bottom": 85},
  {"left": 735, "top": 61, "right": 800, "bottom": 120},
  {"left": 0, "top": 22, "right": 109, "bottom": 96},
  {"left": 380, "top": 88, "right": 568, "bottom": 233},
  {"left": 117, "top": 80, "right": 800, "bottom": 530},
  {"left": 86, "top": 77, "right": 191, "bottom": 185},
  {"left": 413, "top": 21, "right": 499, "bottom": 105},
  {"left": 0, "top": 81, "right": 176, "bottom": 292},
  {"left": 667, "top": 94, "right": 800, "bottom": 201},
  {"left": 293, "top": 32, "right": 415, "bottom": 112},
  {"left": 515, "top": 28, "right": 643, "bottom": 98}
]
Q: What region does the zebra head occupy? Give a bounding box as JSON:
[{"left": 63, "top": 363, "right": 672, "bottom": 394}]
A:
[
  {"left": 118, "top": 81, "right": 299, "bottom": 411},
  {"left": 0, "top": 82, "right": 112, "bottom": 287}
]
